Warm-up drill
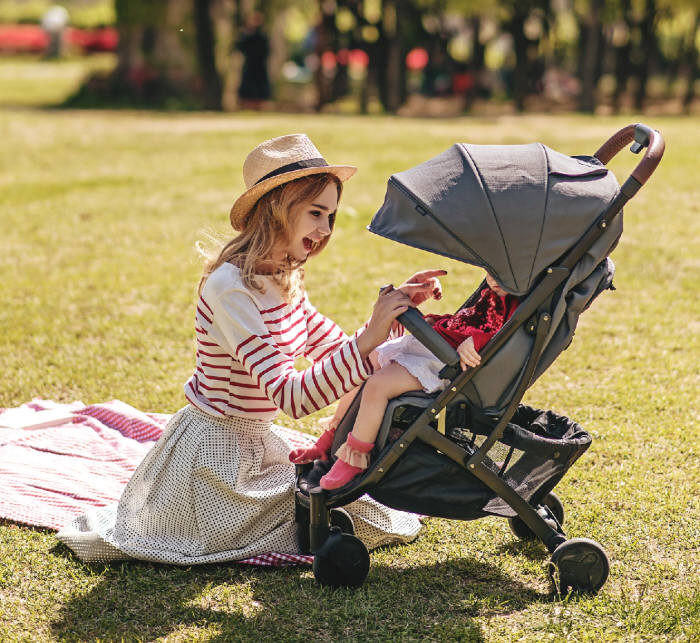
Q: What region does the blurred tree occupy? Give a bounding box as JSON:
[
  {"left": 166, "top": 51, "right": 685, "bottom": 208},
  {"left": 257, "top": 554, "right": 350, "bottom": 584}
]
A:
[
  {"left": 634, "top": 0, "right": 660, "bottom": 111},
  {"left": 607, "top": 0, "right": 660, "bottom": 112},
  {"left": 611, "top": 0, "right": 633, "bottom": 113},
  {"left": 577, "top": 0, "right": 605, "bottom": 112},
  {"left": 660, "top": 0, "right": 700, "bottom": 112},
  {"left": 315, "top": 0, "right": 423, "bottom": 113},
  {"left": 194, "top": 0, "right": 223, "bottom": 109},
  {"left": 500, "top": 0, "right": 551, "bottom": 111},
  {"left": 69, "top": 0, "right": 228, "bottom": 108},
  {"left": 67, "top": 0, "right": 697, "bottom": 113},
  {"left": 682, "top": 10, "right": 699, "bottom": 111},
  {"left": 112, "top": 0, "right": 204, "bottom": 106},
  {"left": 314, "top": 0, "right": 338, "bottom": 109}
]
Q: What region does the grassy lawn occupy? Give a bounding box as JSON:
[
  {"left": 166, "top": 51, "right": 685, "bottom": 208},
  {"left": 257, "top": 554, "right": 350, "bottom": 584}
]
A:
[
  {"left": 0, "top": 59, "right": 698, "bottom": 641},
  {"left": 0, "top": 54, "right": 115, "bottom": 108}
]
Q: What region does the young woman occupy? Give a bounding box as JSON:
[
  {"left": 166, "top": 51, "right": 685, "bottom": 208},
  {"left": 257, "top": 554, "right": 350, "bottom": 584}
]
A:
[{"left": 57, "top": 134, "right": 440, "bottom": 563}]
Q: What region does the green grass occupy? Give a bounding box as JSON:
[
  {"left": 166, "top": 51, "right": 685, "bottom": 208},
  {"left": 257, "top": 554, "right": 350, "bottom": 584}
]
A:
[
  {"left": 0, "top": 54, "right": 115, "bottom": 107},
  {"left": 1, "top": 59, "right": 699, "bottom": 641}
]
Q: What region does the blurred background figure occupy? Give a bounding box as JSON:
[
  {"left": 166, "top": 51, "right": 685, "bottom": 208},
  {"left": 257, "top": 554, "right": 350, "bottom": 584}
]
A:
[
  {"left": 236, "top": 12, "right": 270, "bottom": 110},
  {"left": 41, "top": 4, "right": 69, "bottom": 59}
]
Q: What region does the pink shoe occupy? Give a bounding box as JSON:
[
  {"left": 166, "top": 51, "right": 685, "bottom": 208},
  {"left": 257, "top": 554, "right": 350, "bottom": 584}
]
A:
[
  {"left": 289, "top": 426, "right": 336, "bottom": 464},
  {"left": 320, "top": 434, "right": 374, "bottom": 490}
]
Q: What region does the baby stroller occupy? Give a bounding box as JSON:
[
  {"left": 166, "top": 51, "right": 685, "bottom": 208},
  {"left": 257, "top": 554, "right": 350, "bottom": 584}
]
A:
[{"left": 294, "top": 124, "right": 664, "bottom": 594}]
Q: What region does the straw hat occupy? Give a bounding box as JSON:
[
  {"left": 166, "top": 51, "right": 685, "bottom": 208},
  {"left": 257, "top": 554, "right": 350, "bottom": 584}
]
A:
[{"left": 229, "top": 133, "right": 357, "bottom": 230}]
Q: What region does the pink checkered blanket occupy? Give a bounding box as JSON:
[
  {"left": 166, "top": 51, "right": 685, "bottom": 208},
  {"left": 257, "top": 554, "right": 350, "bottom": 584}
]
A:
[{"left": 0, "top": 399, "right": 314, "bottom": 567}]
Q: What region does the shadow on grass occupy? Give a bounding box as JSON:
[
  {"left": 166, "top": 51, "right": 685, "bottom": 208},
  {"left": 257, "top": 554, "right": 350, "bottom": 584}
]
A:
[
  {"left": 495, "top": 538, "right": 554, "bottom": 561},
  {"left": 49, "top": 541, "right": 547, "bottom": 641}
]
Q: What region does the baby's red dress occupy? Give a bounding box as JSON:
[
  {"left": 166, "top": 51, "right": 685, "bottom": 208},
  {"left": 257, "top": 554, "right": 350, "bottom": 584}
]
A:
[{"left": 426, "top": 287, "right": 520, "bottom": 351}]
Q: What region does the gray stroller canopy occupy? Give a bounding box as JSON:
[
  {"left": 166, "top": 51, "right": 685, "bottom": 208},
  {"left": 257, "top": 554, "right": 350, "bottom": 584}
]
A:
[{"left": 368, "top": 143, "right": 620, "bottom": 296}]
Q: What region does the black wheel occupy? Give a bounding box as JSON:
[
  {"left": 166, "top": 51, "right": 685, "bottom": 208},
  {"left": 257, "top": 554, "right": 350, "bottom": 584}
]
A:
[
  {"left": 330, "top": 507, "right": 355, "bottom": 535},
  {"left": 542, "top": 491, "right": 564, "bottom": 525},
  {"left": 312, "top": 527, "right": 370, "bottom": 588},
  {"left": 548, "top": 537, "right": 609, "bottom": 595},
  {"left": 508, "top": 492, "right": 565, "bottom": 541}
]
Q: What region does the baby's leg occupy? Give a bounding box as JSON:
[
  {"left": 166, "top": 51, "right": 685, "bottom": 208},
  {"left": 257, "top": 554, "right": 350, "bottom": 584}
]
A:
[
  {"left": 289, "top": 388, "right": 358, "bottom": 465},
  {"left": 351, "top": 362, "right": 421, "bottom": 443},
  {"left": 332, "top": 386, "right": 360, "bottom": 425},
  {"left": 330, "top": 348, "right": 383, "bottom": 431},
  {"left": 320, "top": 363, "right": 421, "bottom": 490}
]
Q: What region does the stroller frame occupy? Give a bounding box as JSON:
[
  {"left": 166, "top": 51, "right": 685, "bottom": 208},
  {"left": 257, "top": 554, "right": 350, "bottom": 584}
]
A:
[{"left": 294, "top": 124, "right": 665, "bottom": 593}]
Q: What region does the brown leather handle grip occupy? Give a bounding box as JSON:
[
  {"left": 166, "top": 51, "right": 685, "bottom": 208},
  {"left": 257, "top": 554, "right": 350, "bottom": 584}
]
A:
[{"left": 594, "top": 123, "right": 665, "bottom": 186}]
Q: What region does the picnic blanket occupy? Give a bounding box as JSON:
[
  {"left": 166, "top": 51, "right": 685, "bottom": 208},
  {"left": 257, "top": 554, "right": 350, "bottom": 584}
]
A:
[{"left": 0, "top": 399, "right": 315, "bottom": 567}]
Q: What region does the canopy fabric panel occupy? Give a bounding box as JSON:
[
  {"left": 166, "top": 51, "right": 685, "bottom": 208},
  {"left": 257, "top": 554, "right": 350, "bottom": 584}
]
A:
[{"left": 368, "top": 143, "right": 620, "bottom": 296}]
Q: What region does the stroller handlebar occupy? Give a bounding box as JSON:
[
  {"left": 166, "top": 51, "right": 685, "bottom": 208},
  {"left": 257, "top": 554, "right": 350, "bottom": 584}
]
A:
[{"left": 594, "top": 123, "right": 665, "bottom": 186}]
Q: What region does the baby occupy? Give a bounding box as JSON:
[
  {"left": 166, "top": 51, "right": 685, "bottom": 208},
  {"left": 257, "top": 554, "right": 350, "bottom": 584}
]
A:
[{"left": 290, "top": 272, "right": 519, "bottom": 490}]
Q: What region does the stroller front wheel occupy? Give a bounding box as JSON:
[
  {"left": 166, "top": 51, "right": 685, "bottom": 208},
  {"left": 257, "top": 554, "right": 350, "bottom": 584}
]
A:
[
  {"left": 548, "top": 537, "right": 609, "bottom": 595},
  {"left": 508, "top": 491, "right": 565, "bottom": 541}
]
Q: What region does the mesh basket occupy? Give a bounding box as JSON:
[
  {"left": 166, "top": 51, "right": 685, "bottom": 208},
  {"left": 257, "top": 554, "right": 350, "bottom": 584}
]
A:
[{"left": 368, "top": 404, "right": 591, "bottom": 520}]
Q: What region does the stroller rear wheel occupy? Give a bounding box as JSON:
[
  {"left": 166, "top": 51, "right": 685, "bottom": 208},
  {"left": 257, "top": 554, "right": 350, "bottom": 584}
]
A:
[
  {"left": 312, "top": 526, "right": 370, "bottom": 588},
  {"left": 330, "top": 507, "right": 355, "bottom": 535},
  {"left": 548, "top": 537, "right": 609, "bottom": 594},
  {"left": 508, "top": 491, "right": 565, "bottom": 541}
]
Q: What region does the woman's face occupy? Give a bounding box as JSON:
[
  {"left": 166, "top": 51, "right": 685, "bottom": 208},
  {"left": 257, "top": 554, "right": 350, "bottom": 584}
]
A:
[{"left": 278, "top": 182, "right": 339, "bottom": 263}]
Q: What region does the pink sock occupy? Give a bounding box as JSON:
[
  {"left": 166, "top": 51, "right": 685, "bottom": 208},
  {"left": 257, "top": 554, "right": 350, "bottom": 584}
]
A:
[{"left": 320, "top": 434, "right": 374, "bottom": 491}]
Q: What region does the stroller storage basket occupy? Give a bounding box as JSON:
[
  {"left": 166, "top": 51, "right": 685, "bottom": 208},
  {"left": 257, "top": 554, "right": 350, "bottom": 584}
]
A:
[{"left": 367, "top": 404, "right": 591, "bottom": 520}]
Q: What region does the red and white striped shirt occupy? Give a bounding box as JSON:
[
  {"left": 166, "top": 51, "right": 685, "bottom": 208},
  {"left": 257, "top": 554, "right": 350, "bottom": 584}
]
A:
[{"left": 184, "top": 263, "right": 374, "bottom": 421}]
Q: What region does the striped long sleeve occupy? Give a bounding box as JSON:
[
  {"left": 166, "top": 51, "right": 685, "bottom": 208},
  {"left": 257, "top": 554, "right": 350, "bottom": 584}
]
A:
[
  {"left": 188, "top": 280, "right": 372, "bottom": 420},
  {"left": 302, "top": 296, "right": 354, "bottom": 362}
]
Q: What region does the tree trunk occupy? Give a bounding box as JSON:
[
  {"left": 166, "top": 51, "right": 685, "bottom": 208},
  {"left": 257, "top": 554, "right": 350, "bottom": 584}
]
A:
[
  {"left": 383, "top": 0, "right": 402, "bottom": 112},
  {"left": 194, "top": 0, "right": 222, "bottom": 110},
  {"left": 578, "top": 0, "right": 604, "bottom": 113},
  {"left": 634, "top": 0, "right": 657, "bottom": 111},
  {"left": 314, "top": 2, "right": 336, "bottom": 111},
  {"left": 682, "top": 12, "right": 700, "bottom": 112},
  {"left": 471, "top": 16, "right": 485, "bottom": 71},
  {"left": 508, "top": 8, "right": 529, "bottom": 112},
  {"left": 610, "top": 0, "right": 632, "bottom": 112}
]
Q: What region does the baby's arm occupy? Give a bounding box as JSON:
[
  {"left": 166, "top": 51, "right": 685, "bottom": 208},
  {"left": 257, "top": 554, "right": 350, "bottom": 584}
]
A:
[{"left": 457, "top": 336, "right": 481, "bottom": 370}]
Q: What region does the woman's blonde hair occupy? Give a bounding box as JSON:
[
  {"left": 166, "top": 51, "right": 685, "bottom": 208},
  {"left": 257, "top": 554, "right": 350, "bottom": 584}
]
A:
[{"left": 199, "top": 173, "right": 342, "bottom": 302}]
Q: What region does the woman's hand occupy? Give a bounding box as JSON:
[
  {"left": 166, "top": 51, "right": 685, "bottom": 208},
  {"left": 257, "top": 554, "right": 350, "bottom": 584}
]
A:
[
  {"left": 457, "top": 336, "right": 481, "bottom": 370},
  {"left": 398, "top": 269, "right": 446, "bottom": 307},
  {"left": 357, "top": 285, "right": 411, "bottom": 358}
]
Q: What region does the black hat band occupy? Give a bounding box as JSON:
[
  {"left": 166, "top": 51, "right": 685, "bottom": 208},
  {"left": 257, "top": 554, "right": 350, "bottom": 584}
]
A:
[{"left": 255, "top": 158, "right": 329, "bottom": 185}]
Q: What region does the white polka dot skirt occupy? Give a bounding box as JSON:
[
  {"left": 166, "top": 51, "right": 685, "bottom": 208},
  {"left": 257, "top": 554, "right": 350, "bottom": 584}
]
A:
[{"left": 57, "top": 405, "right": 421, "bottom": 564}]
